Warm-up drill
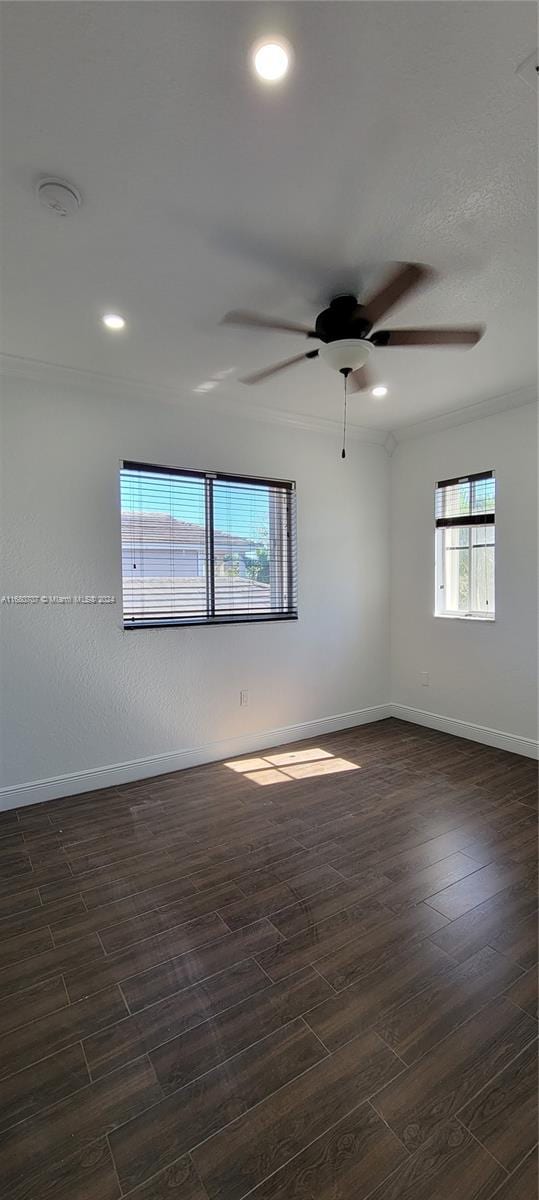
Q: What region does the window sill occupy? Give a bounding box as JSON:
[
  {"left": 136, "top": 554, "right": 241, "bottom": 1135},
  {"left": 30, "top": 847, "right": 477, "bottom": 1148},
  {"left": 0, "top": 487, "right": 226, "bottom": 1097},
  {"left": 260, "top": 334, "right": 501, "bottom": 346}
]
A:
[
  {"left": 124, "top": 613, "right": 298, "bottom": 629},
  {"left": 434, "top": 613, "right": 495, "bottom": 622}
]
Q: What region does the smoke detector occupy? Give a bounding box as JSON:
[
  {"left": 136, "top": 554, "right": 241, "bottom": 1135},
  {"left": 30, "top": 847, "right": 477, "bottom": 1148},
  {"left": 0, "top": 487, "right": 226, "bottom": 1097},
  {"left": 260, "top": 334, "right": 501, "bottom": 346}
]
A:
[{"left": 37, "top": 178, "right": 82, "bottom": 216}]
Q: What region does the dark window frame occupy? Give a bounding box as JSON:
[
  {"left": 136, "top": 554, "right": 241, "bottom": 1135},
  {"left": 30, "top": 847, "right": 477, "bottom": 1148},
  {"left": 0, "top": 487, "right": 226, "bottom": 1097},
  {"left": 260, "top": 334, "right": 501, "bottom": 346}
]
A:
[{"left": 120, "top": 460, "right": 298, "bottom": 630}]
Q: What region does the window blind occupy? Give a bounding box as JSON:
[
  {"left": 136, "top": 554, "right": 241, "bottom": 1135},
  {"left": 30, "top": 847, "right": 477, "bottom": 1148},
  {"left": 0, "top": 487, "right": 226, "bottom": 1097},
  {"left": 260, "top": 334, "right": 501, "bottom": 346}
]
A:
[
  {"left": 120, "top": 461, "right": 297, "bottom": 628},
  {"left": 435, "top": 470, "right": 495, "bottom": 528}
]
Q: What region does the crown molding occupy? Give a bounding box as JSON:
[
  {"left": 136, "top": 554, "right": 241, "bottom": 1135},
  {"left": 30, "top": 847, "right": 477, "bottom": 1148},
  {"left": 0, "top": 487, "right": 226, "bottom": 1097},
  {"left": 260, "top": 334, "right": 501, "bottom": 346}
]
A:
[
  {"left": 0, "top": 352, "right": 388, "bottom": 446},
  {"left": 390, "top": 385, "right": 537, "bottom": 443},
  {"left": 4, "top": 352, "right": 533, "bottom": 449}
]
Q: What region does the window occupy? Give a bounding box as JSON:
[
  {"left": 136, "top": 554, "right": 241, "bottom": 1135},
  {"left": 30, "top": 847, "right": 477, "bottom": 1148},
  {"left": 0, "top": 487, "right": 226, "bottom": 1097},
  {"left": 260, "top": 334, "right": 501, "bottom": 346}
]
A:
[
  {"left": 120, "top": 461, "right": 297, "bottom": 628},
  {"left": 435, "top": 470, "right": 495, "bottom": 620}
]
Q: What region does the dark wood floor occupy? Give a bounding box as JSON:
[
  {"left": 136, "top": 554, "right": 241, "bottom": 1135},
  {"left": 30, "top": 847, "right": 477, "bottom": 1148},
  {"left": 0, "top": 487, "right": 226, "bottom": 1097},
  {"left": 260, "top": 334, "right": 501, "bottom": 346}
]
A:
[{"left": 0, "top": 719, "right": 537, "bottom": 1200}]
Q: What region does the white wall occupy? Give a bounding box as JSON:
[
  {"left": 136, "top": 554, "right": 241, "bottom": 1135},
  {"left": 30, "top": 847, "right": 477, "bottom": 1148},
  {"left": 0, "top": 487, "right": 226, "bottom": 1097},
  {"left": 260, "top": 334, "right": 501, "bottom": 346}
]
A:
[
  {"left": 2, "top": 371, "right": 536, "bottom": 806},
  {"left": 391, "top": 403, "right": 538, "bottom": 746},
  {"left": 0, "top": 371, "right": 390, "bottom": 796}
]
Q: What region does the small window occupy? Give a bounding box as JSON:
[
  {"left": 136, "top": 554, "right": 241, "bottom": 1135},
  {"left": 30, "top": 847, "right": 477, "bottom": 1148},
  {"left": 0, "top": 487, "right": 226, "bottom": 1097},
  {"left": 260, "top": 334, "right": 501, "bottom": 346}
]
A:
[
  {"left": 120, "top": 461, "right": 297, "bottom": 628},
  {"left": 435, "top": 471, "right": 495, "bottom": 620}
]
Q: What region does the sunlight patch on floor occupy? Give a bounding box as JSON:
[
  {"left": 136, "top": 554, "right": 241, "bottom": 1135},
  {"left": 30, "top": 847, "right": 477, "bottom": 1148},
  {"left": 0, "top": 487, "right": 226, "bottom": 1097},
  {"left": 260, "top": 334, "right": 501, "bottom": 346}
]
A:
[
  {"left": 265, "top": 749, "right": 333, "bottom": 767},
  {"left": 244, "top": 768, "right": 290, "bottom": 786},
  {"left": 224, "top": 748, "right": 360, "bottom": 786},
  {"left": 225, "top": 757, "right": 270, "bottom": 773}
]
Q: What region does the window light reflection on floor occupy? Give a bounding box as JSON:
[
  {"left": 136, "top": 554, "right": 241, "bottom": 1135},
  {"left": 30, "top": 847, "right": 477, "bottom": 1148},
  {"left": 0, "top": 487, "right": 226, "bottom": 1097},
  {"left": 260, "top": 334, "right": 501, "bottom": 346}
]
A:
[
  {"left": 224, "top": 747, "right": 360, "bottom": 785},
  {"left": 245, "top": 767, "right": 290, "bottom": 785},
  {"left": 225, "top": 757, "right": 270, "bottom": 773}
]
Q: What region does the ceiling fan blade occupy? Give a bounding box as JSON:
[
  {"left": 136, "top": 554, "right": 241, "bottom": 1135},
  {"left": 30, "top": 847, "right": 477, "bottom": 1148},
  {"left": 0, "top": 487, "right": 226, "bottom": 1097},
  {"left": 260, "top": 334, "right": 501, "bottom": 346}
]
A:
[
  {"left": 240, "top": 350, "right": 319, "bottom": 385},
  {"left": 221, "top": 310, "right": 316, "bottom": 336},
  {"left": 373, "top": 326, "right": 484, "bottom": 347},
  {"left": 362, "top": 262, "right": 434, "bottom": 326},
  {"left": 348, "top": 363, "right": 372, "bottom": 392}
]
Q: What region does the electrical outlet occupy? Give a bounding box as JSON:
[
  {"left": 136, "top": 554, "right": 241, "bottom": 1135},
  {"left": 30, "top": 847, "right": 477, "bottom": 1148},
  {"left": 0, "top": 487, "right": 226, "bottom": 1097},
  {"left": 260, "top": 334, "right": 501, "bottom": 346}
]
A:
[
  {"left": 240, "top": 689, "right": 249, "bottom": 707},
  {"left": 421, "top": 672, "right": 430, "bottom": 687}
]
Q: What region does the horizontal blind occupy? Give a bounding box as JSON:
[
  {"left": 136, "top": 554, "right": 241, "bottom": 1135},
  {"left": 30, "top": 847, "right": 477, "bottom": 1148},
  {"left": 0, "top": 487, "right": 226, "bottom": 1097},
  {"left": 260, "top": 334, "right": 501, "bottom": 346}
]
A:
[
  {"left": 120, "top": 462, "right": 297, "bottom": 627},
  {"left": 121, "top": 465, "right": 208, "bottom": 625},
  {"left": 435, "top": 470, "right": 495, "bottom": 528},
  {"left": 212, "top": 477, "right": 297, "bottom": 618}
]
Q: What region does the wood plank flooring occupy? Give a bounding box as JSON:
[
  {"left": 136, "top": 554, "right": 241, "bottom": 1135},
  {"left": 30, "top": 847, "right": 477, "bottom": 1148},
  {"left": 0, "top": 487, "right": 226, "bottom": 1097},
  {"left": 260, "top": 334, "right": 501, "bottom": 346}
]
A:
[{"left": 0, "top": 718, "right": 536, "bottom": 1200}]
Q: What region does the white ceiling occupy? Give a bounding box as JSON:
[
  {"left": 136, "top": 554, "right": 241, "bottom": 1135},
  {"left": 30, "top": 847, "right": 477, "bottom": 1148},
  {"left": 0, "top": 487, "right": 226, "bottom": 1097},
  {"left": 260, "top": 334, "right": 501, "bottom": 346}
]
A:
[{"left": 0, "top": 2, "right": 536, "bottom": 432}]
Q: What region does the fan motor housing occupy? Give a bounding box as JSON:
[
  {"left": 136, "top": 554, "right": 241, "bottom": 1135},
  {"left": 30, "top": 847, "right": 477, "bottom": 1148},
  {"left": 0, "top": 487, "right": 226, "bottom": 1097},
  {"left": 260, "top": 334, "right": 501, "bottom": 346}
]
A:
[{"left": 315, "top": 295, "right": 371, "bottom": 343}]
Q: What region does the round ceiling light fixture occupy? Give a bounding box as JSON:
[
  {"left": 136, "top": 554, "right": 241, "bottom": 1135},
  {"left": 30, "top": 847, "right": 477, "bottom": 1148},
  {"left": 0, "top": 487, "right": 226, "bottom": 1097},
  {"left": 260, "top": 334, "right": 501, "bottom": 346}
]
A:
[
  {"left": 251, "top": 38, "right": 292, "bottom": 83},
  {"left": 102, "top": 313, "right": 126, "bottom": 332},
  {"left": 319, "top": 339, "right": 374, "bottom": 374},
  {"left": 371, "top": 384, "right": 388, "bottom": 398}
]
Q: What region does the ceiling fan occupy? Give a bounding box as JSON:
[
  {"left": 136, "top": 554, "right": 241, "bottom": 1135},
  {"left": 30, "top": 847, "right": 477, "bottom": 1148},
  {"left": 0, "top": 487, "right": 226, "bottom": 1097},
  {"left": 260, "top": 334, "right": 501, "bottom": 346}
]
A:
[{"left": 221, "top": 262, "right": 484, "bottom": 394}]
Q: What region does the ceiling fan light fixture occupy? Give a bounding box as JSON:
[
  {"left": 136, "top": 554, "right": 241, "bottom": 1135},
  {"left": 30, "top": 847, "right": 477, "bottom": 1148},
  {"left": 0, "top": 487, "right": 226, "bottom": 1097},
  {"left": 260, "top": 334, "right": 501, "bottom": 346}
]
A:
[{"left": 319, "top": 339, "right": 373, "bottom": 374}]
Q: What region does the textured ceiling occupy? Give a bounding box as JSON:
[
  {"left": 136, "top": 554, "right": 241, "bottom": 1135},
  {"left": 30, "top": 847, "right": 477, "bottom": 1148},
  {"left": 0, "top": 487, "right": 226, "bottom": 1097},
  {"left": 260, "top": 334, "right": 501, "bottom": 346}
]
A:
[{"left": 0, "top": 2, "right": 536, "bottom": 431}]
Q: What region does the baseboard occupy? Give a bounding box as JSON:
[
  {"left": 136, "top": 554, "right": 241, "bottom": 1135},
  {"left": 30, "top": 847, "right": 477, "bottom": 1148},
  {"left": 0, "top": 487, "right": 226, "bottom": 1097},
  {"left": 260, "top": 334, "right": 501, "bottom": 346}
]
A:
[
  {"left": 3, "top": 700, "right": 535, "bottom": 810},
  {"left": 0, "top": 704, "right": 392, "bottom": 810},
  {"left": 390, "top": 703, "right": 539, "bottom": 760}
]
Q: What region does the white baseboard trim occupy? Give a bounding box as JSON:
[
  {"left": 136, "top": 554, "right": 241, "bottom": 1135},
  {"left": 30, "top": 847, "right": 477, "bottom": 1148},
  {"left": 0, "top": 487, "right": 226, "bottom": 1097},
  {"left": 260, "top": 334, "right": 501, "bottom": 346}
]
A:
[
  {"left": 0, "top": 704, "right": 392, "bottom": 810},
  {"left": 390, "top": 703, "right": 539, "bottom": 760},
  {"left": 3, "top": 701, "right": 536, "bottom": 811}
]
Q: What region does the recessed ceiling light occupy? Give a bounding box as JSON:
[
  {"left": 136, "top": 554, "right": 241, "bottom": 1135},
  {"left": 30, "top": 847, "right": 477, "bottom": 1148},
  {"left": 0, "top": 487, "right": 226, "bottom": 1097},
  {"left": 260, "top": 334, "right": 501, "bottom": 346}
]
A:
[
  {"left": 371, "top": 385, "right": 388, "bottom": 398},
  {"left": 251, "top": 38, "right": 292, "bottom": 83},
  {"left": 102, "top": 313, "right": 126, "bottom": 332}
]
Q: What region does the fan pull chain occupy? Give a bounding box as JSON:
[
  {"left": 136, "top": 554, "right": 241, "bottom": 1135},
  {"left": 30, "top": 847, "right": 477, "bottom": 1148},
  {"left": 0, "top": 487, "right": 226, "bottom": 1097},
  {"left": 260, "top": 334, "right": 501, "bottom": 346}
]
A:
[{"left": 341, "top": 370, "right": 349, "bottom": 459}]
